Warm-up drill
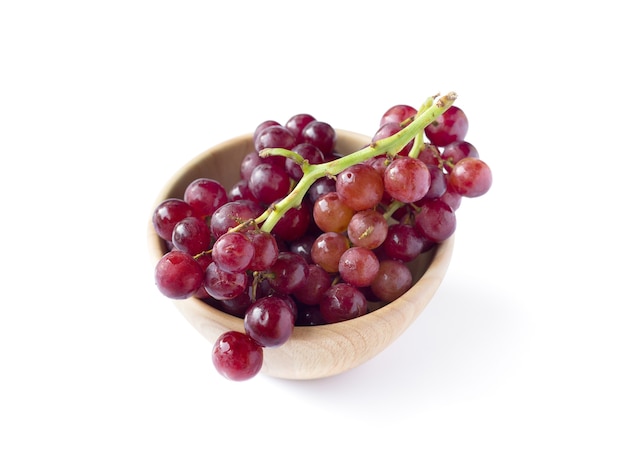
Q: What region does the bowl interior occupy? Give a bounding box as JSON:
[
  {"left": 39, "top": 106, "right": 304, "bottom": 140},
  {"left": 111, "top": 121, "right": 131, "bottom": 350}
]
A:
[{"left": 147, "top": 130, "right": 454, "bottom": 380}]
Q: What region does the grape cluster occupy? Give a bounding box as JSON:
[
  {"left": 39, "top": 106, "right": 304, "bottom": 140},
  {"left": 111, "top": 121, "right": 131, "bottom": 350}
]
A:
[{"left": 151, "top": 93, "right": 492, "bottom": 381}]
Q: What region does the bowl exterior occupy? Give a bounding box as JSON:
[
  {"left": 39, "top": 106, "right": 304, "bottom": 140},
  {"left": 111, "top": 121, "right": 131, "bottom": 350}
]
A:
[{"left": 147, "top": 131, "right": 454, "bottom": 380}]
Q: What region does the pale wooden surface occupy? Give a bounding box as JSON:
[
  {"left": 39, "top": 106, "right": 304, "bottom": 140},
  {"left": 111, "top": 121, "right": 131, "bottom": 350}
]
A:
[{"left": 147, "top": 131, "right": 454, "bottom": 380}]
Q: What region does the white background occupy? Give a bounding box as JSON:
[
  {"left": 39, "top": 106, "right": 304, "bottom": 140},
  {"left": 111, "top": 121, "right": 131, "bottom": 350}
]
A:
[{"left": 2, "top": 1, "right": 625, "bottom": 473}]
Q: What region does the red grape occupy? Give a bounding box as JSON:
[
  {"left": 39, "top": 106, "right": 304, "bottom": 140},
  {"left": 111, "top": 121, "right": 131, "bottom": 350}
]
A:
[
  {"left": 267, "top": 252, "right": 309, "bottom": 294},
  {"left": 379, "top": 104, "right": 417, "bottom": 126},
  {"left": 414, "top": 199, "right": 456, "bottom": 242},
  {"left": 417, "top": 143, "right": 443, "bottom": 168},
  {"left": 320, "top": 283, "right": 368, "bottom": 323},
  {"left": 311, "top": 231, "right": 350, "bottom": 273},
  {"left": 217, "top": 285, "right": 254, "bottom": 317},
  {"left": 421, "top": 165, "right": 447, "bottom": 201},
  {"left": 382, "top": 223, "right": 425, "bottom": 262},
  {"left": 307, "top": 176, "right": 336, "bottom": 204},
  {"left": 372, "top": 122, "right": 413, "bottom": 156},
  {"left": 204, "top": 261, "right": 248, "bottom": 300},
  {"left": 244, "top": 296, "right": 296, "bottom": 347},
  {"left": 448, "top": 157, "right": 492, "bottom": 197},
  {"left": 254, "top": 124, "right": 296, "bottom": 152},
  {"left": 347, "top": 209, "right": 388, "bottom": 249},
  {"left": 424, "top": 105, "right": 469, "bottom": 147},
  {"left": 212, "top": 331, "right": 263, "bottom": 381},
  {"left": 440, "top": 187, "right": 463, "bottom": 211},
  {"left": 336, "top": 163, "right": 384, "bottom": 211},
  {"left": 155, "top": 250, "right": 204, "bottom": 299},
  {"left": 338, "top": 247, "right": 380, "bottom": 287},
  {"left": 271, "top": 202, "right": 311, "bottom": 242},
  {"left": 441, "top": 140, "right": 479, "bottom": 172},
  {"left": 183, "top": 178, "right": 229, "bottom": 219},
  {"left": 228, "top": 179, "right": 255, "bottom": 201},
  {"left": 210, "top": 200, "right": 262, "bottom": 238},
  {"left": 301, "top": 120, "right": 336, "bottom": 155},
  {"left": 288, "top": 233, "right": 316, "bottom": 264},
  {"left": 245, "top": 230, "right": 279, "bottom": 271},
  {"left": 212, "top": 231, "right": 255, "bottom": 273},
  {"left": 152, "top": 198, "right": 194, "bottom": 241},
  {"left": 313, "top": 191, "right": 355, "bottom": 233},
  {"left": 171, "top": 216, "right": 212, "bottom": 256},
  {"left": 292, "top": 264, "right": 333, "bottom": 306},
  {"left": 370, "top": 259, "right": 413, "bottom": 302},
  {"left": 241, "top": 151, "right": 263, "bottom": 181},
  {"left": 285, "top": 142, "right": 325, "bottom": 180},
  {"left": 253, "top": 120, "right": 281, "bottom": 143},
  {"left": 285, "top": 113, "right": 316, "bottom": 142},
  {"left": 249, "top": 162, "right": 291, "bottom": 204},
  {"left": 383, "top": 156, "right": 431, "bottom": 203}
]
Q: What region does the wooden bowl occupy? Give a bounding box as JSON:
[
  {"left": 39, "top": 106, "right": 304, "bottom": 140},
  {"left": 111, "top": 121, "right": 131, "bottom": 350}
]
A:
[{"left": 147, "top": 131, "right": 454, "bottom": 380}]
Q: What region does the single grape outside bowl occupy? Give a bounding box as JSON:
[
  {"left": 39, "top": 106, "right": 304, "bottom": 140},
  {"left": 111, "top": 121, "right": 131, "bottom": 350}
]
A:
[{"left": 147, "top": 131, "right": 454, "bottom": 380}]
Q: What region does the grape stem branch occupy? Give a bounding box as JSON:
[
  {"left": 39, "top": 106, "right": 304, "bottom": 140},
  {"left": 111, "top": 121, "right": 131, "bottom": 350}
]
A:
[{"left": 257, "top": 92, "right": 457, "bottom": 233}]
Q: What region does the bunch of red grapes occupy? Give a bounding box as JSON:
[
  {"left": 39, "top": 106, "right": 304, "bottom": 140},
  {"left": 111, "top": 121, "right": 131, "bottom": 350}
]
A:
[{"left": 152, "top": 96, "right": 492, "bottom": 381}]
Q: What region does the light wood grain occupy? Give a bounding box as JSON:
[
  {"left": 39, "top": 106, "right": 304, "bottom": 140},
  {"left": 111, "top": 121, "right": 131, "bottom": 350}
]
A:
[{"left": 147, "top": 131, "right": 454, "bottom": 380}]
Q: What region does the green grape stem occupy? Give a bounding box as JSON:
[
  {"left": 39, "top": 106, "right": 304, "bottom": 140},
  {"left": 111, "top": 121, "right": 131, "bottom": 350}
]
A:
[
  {"left": 257, "top": 92, "right": 457, "bottom": 233},
  {"left": 407, "top": 95, "right": 437, "bottom": 158}
]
